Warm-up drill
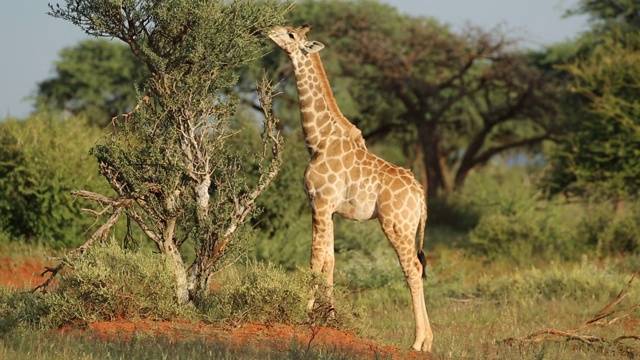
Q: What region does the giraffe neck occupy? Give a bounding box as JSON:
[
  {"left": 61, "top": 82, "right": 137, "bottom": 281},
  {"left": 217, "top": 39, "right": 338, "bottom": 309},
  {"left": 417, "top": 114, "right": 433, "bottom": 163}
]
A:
[{"left": 291, "top": 52, "right": 364, "bottom": 154}]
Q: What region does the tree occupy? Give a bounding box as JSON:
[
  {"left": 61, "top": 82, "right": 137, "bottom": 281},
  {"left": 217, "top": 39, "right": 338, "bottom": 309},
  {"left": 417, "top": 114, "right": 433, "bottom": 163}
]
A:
[
  {"left": 35, "top": 39, "right": 146, "bottom": 126},
  {"left": 249, "top": 0, "right": 562, "bottom": 198},
  {"left": 543, "top": 0, "right": 640, "bottom": 199},
  {"left": 42, "top": 0, "right": 287, "bottom": 304}
]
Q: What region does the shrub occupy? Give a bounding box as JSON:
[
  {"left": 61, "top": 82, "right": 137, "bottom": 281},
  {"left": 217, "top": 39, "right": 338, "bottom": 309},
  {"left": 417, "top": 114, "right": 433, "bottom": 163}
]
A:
[
  {"left": 0, "top": 113, "right": 110, "bottom": 247},
  {"left": 596, "top": 205, "right": 640, "bottom": 256},
  {"left": 573, "top": 202, "right": 640, "bottom": 257},
  {"left": 339, "top": 246, "right": 405, "bottom": 291},
  {"left": 426, "top": 195, "right": 481, "bottom": 232},
  {"left": 469, "top": 202, "right": 584, "bottom": 265},
  {"left": 45, "top": 241, "right": 191, "bottom": 326},
  {"left": 202, "top": 261, "right": 363, "bottom": 333},
  {"left": 0, "top": 288, "right": 51, "bottom": 335},
  {"left": 472, "top": 262, "right": 635, "bottom": 302},
  {"left": 464, "top": 170, "right": 586, "bottom": 264}
]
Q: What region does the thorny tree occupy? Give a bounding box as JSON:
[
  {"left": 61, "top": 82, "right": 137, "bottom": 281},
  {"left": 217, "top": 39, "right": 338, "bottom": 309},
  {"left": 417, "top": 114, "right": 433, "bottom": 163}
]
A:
[
  {"left": 336, "top": 21, "right": 563, "bottom": 198},
  {"left": 41, "top": 0, "right": 287, "bottom": 304}
]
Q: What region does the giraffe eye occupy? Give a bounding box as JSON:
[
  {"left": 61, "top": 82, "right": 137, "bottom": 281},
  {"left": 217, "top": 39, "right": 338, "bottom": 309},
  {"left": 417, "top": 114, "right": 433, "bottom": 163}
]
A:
[{"left": 288, "top": 32, "right": 295, "bottom": 39}]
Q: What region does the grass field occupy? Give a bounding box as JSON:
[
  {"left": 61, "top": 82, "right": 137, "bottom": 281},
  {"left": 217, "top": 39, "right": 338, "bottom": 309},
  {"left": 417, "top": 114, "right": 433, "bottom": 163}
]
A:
[{"left": 1, "top": 241, "right": 638, "bottom": 359}]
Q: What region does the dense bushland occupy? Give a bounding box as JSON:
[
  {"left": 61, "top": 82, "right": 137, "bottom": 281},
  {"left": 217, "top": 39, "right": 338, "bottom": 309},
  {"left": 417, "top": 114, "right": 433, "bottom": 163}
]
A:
[{"left": 0, "top": 114, "right": 110, "bottom": 248}]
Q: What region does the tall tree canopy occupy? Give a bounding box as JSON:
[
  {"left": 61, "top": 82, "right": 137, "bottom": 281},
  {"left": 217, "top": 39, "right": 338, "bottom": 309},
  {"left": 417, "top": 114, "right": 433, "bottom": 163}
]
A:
[
  {"left": 36, "top": 39, "right": 146, "bottom": 126},
  {"left": 250, "top": 0, "right": 562, "bottom": 197},
  {"left": 543, "top": 0, "right": 640, "bottom": 199}
]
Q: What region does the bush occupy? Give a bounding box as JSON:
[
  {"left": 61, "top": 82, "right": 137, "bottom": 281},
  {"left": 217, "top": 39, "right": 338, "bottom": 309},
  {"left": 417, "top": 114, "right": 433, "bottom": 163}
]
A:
[
  {"left": 595, "top": 204, "right": 640, "bottom": 256},
  {"left": 48, "top": 241, "right": 191, "bottom": 325},
  {"left": 0, "top": 241, "right": 191, "bottom": 334},
  {"left": 472, "top": 262, "right": 636, "bottom": 303},
  {"left": 426, "top": 195, "right": 481, "bottom": 232},
  {"left": 0, "top": 288, "right": 50, "bottom": 335},
  {"left": 463, "top": 170, "right": 585, "bottom": 264},
  {"left": 339, "top": 246, "right": 405, "bottom": 291},
  {"left": 202, "top": 261, "right": 363, "bottom": 333},
  {"left": 0, "top": 113, "right": 110, "bottom": 247},
  {"left": 469, "top": 202, "right": 584, "bottom": 265}
]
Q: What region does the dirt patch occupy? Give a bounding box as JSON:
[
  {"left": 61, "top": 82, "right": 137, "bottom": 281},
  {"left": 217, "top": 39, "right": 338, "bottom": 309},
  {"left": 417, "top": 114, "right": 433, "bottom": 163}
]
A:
[
  {"left": 2, "top": 257, "right": 429, "bottom": 359},
  {"left": 0, "top": 256, "right": 57, "bottom": 289},
  {"left": 58, "top": 319, "right": 429, "bottom": 359}
]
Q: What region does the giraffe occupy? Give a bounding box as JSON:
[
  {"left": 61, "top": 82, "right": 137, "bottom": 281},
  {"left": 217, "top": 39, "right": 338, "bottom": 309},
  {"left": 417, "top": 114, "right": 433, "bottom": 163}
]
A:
[{"left": 268, "top": 24, "right": 433, "bottom": 352}]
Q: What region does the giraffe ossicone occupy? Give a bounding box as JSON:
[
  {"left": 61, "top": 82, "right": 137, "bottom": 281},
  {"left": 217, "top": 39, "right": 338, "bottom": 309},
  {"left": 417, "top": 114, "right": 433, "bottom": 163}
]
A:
[{"left": 268, "top": 24, "right": 433, "bottom": 352}]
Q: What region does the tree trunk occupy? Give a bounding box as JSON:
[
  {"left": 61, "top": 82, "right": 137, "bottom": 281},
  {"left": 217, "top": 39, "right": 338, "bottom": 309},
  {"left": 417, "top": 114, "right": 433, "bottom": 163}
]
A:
[
  {"left": 420, "top": 121, "right": 454, "bottom": 198},
  {"left": 161, "top": 240, "right": 190, "bottom": 304}
]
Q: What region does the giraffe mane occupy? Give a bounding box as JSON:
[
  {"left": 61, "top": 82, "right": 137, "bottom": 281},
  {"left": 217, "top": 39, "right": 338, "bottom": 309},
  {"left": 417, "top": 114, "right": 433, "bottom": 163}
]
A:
[{"left": 309, "top": 52, "right": 366, "bottom": 148}]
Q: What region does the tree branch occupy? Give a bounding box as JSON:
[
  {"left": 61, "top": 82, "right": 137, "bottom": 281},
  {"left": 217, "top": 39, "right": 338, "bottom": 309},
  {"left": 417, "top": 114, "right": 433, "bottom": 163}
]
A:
[
  {"left": 501, "top": 270, "right": 640, "bottom": 352},
  {"left": 32, "top": 193, "right": 130, "bottom": 293}
]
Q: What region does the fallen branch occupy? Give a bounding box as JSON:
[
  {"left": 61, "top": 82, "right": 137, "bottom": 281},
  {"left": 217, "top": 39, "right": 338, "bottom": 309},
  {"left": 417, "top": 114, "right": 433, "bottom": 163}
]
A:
[
  {"left": 32, "top": 192, "right": 132, "bottom": 293},
  {"left": 501, "top": 270, "right": 640, "bottom": 353}
]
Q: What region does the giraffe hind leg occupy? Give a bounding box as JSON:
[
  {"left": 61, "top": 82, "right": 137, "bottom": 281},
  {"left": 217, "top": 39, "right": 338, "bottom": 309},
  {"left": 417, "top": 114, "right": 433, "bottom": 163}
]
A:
[
  {"left": 380, "top": 221, "right": 431, "bottom": 351},
  {"left": 418, "top": 250, "right": 427, "bottom": 279}
]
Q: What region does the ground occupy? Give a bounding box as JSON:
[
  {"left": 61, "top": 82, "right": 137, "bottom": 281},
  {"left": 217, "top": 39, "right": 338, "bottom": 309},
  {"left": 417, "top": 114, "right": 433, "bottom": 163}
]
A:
[{"left": 0, "top": 255, "right": 429, "bottom": 359}]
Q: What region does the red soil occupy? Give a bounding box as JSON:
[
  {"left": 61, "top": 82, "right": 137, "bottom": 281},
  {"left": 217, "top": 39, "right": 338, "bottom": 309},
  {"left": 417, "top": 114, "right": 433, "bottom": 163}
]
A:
[
  {"left": 0, "top": 256, "right": 57, "bottom": 289},
  {"left": 0, "top": 256, "right": 430, "bottom": 359}
]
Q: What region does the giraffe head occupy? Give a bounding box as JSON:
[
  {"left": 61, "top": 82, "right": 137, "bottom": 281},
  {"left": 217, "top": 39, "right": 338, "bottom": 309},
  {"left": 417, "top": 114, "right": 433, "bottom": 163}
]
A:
[{"left": 268, "top": 24, "right": 325, "bottom": 56}]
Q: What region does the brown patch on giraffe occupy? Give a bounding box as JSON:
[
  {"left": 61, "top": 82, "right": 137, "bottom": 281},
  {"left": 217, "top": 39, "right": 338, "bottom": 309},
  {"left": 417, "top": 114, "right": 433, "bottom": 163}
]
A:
[{"left": 314, "top": 99, "right": 327, "bottom": 113}]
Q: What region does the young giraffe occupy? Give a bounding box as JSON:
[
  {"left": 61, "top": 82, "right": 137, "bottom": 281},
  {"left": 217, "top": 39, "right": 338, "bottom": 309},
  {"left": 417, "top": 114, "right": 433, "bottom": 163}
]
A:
[{"left": 268, "top": 24, "right": 433, "bottom": 352}]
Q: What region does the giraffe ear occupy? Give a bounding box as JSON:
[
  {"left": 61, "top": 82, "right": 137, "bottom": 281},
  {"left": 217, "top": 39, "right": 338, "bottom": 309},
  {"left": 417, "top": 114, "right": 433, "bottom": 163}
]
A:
[{"left": 301, "top": 40, "right": 325, "bottom": 54}]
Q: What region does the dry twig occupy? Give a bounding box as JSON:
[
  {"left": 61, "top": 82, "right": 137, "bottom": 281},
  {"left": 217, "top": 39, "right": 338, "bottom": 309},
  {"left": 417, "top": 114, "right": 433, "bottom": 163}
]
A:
[
  {"left": 32, "top": 191, "right": 132, "bottom": 293},
  {"left": 501, "top": 270, "right": 640, "bottom": 352}
]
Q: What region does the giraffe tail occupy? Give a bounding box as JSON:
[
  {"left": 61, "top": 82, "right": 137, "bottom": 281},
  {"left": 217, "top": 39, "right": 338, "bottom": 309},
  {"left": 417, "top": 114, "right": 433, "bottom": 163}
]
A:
[{"left": 417, "top": 195, "right": 427, "bottom": 279}]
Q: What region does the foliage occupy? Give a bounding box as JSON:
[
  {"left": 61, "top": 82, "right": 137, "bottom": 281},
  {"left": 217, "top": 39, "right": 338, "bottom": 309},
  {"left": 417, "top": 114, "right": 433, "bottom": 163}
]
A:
[
  {"left": 566, "top": 0, "right": 640, "bottom": 35},
  {"left": 48, "top": 241, "right": 192, "bottom": 324},
  {"left": 47, "top": 0, "right": 287, "bottom": 303},
  {"left": 462, "top": 167, "right": 640, "bottom": 261},
  {"left": 0, "top": 288, "right": 50, "bottom": 335},
  {"left": 0, "top": 113, "right": 109, "bottom": 247},
  {"left": 338, "top": 246, "right": 404, "bottom": 291},
  {"left": 0, "top": 241, "right": 190, "bottom": 333},
  {"left": 461, "top": 169, "right": 584, "bottom": 264},
  {"left": 35, "top": 39, "right": 147, "bottom": 126},
  {"left": 578, "top": 202, "right": 640, "bottom": 256},
  {"left": 544, "top": 1, "right": 640, "bottom": 199},
  {"left": 203, "top": 261, "right": 363, "bottom": 333},
  {"left": 2, "top": 245, "right": 640, "bottom": 359},
  {"left": 559, "top": 35, "right": 640, "bottom": 197},
  {"left": 472, "top": 262, "right": 637, "bottom": 302}
]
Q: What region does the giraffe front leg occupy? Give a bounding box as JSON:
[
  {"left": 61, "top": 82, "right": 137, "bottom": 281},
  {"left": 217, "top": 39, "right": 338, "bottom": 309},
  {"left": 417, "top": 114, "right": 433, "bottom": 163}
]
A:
[{"left": 307, "top": 207, "right": 335, "bottom": 313}]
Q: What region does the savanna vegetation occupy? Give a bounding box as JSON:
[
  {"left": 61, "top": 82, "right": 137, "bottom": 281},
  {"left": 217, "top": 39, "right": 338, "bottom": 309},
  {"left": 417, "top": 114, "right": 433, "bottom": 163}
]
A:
[{"left": 1, "top": 0, "right": 639, "bottom": 359}]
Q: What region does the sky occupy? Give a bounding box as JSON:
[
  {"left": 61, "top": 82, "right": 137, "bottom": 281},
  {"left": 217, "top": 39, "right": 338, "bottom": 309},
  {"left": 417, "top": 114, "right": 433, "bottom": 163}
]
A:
[{"left": 0, "top": 1, "right": 589, "bottom": 119}]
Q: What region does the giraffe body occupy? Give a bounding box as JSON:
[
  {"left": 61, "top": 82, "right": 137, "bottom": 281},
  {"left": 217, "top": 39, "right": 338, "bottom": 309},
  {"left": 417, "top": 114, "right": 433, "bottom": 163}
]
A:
[{"left": 268, "top": 24, "right": 433, "bottom": 352}]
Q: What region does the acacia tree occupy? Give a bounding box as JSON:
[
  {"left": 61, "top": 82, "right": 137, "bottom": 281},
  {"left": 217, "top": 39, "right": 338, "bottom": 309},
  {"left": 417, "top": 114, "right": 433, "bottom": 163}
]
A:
[
  {"left": 331, "top": 16, "right": 562, "bottom": 197},
  {"left": 249, "top": 0, "right": 562, "bottom": 198},
  {"left": 42, "top": 0, "right": 287, "bottom": 304}
]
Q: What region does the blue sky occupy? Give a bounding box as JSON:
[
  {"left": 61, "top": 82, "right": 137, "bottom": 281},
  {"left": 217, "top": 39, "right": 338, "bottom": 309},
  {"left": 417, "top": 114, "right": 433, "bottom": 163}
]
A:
[{"left": 0, "top": 1, "right": 588, "bottom": 118}]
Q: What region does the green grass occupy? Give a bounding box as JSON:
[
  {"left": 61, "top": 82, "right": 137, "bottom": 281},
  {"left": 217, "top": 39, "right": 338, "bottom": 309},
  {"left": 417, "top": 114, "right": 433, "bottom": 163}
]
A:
[
  {"left": 0, "top": 329, "right": 364, "bottom": 360},
  {"left": 344, "top": 254, "right": 640, "bottom": 359},
  {"left": 1, "top": 243, "right": 639, "bottom": 359}
]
